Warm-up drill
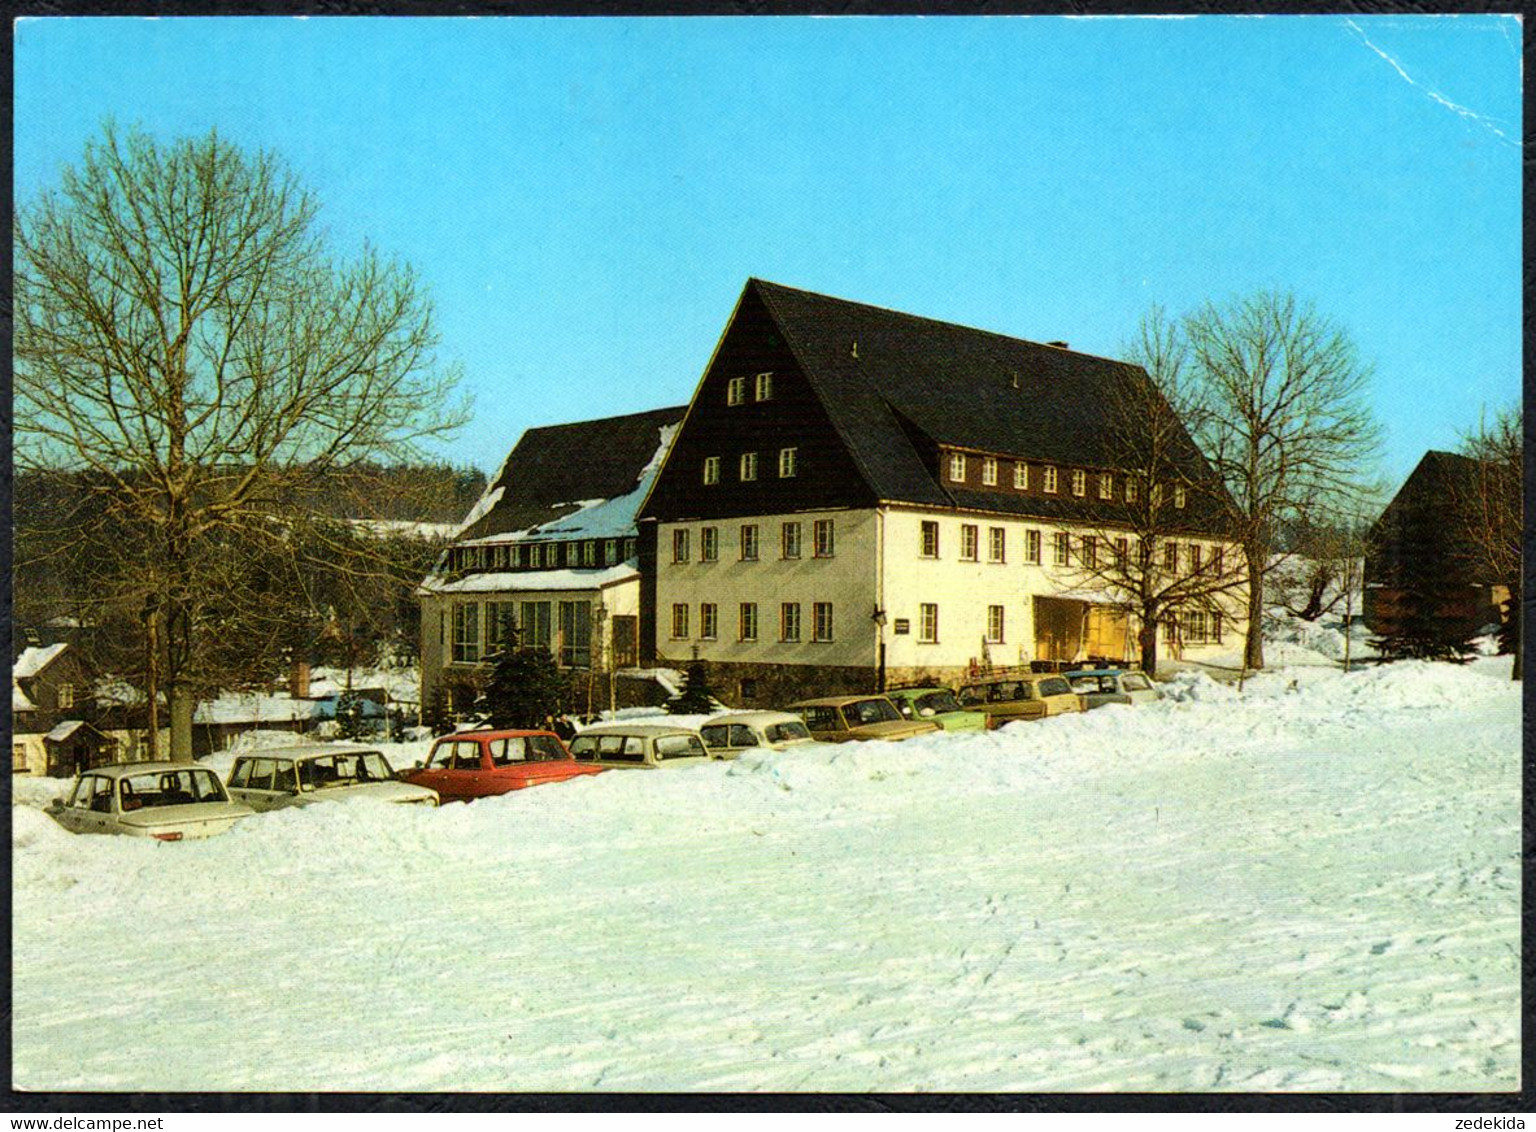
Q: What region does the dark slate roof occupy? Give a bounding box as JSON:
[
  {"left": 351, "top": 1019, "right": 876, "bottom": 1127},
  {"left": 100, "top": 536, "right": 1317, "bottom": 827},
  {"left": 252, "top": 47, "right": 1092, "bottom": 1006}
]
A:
[
  {"left": 1371, "top": 450, "right": 1485, "bottom": 536},
  {"left": 749, "top": 279, "right": 1219, "bottom": 509},
  {"left": 458, "top": 406, "right": 687, "bottom": 541}
]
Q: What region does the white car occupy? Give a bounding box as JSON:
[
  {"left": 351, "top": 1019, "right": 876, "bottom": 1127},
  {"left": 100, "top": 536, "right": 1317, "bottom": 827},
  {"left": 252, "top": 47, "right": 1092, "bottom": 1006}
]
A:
[
  {"left": 225, "top": 744, "right": 438, "bottom": 811},
  {"left": 568, "top": 723, "right": 711, "bottom": 768},
  {"left": 48, "top": 762, "right": 254, "bottom": 841},
  {"left": 699, "top": 711, "right": 816, "bottom": 759}
]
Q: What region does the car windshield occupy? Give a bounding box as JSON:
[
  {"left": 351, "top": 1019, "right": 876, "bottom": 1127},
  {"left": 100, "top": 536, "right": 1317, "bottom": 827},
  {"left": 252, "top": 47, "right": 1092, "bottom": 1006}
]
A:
[
  {"left": 846, "top": 698, "right": 900, "bottom": 726},
  {"left": 300, "top": 752, "right": 392, "bottom": 789},
  {"left": 765, "top": 720, "right": 811, "bottom": 743},
  {"left": 119, "top": 768, "right": 227, "bottom": 810},
  {"left": 1068, "top": 675, "right": 1103, "bottom": 693},
  {"left": 915, "top": 691, "right": 963, "bottom": 715},
  {"left": 1038, "top": 677, "right": 1073, "bottom": 697}
]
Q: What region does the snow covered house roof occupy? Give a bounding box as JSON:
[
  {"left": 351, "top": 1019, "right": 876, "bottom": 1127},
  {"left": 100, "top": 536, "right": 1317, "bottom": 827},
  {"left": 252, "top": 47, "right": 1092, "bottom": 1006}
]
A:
[
  {"left": 425, "top": 563, "right": 640, "bottom": 596},
  {"left": 193, "top": 694, "right": 329, "bottom": 726},
  {"left": 454, "top": 406, "right": 687, "bottom": 543},
  {"left": 45, "top": 720, "right": 89, "bottom": 743},
  {"left": 14, "top": 643, "right": 69, "bottom": 680}
]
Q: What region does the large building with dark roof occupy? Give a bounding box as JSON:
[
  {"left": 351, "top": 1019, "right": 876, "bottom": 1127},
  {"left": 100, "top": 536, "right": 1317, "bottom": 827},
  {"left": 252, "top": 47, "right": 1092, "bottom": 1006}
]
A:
[
  {"left": 638, "top": 279, "right": 1247, "bottom": 704},
  {"left": 419, "top": 406, "right": 686, "bottom": 714}
]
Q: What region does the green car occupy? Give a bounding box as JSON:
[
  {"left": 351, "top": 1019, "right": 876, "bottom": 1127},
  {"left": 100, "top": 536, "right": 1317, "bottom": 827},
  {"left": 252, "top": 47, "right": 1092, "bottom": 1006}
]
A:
[{"left": 883, "top": 687, "right": 989, "bottom": 733}]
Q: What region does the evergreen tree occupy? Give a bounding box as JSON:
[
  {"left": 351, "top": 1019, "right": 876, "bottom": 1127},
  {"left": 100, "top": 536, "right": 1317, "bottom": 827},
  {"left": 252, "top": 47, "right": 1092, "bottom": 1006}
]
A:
[
  {"left": 422, "top": 682, "right": 453, "bottom": 735},
  {"left": 482, "top": 647, "right": 567, "bottom": 729},
  {"left": 669, "top": 659, "right": 717, "bottom": 714},
  {"left": 334, "top": 691, "right": 368, "bottom": 740}
]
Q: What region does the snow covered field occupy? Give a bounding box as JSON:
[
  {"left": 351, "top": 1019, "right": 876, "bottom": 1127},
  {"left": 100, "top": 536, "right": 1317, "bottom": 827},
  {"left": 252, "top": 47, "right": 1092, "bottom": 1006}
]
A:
[{"left": 11, "top": 658, "right": 1520, "bottom": 1092}]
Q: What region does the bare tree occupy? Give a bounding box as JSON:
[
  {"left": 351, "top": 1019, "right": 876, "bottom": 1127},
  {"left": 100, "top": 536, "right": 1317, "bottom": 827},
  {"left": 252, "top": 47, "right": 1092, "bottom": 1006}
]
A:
[
  {"left": 1456, "top": 404, "right": 1522, "bottom": 679},
  {"left": 14, "top": 124, "right": 468, "bottom": 758},
  {"left": 1181, "top": 291, "right": 1382, "bottom": 670}
]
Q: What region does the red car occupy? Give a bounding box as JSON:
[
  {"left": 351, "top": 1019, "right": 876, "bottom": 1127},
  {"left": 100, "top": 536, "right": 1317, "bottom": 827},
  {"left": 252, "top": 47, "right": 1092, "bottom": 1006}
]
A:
[{"left": 401, "top": 729, "right": 603, "bottom": 802}]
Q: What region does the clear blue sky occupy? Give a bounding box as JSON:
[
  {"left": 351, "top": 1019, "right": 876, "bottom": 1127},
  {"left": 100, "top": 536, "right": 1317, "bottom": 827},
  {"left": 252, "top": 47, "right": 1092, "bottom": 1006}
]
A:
[{"left": 14, "top": 14, "right": 1522, "bottom": 490}]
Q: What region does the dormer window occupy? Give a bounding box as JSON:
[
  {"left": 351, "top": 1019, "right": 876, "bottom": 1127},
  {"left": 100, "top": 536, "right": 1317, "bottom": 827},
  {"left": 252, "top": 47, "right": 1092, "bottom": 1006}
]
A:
[
  {"left": 755, "top": 372, "right": 774, "bottom": 401},
  {"left": 1043, "top": 466, "right": 1059, "bottom": 494},
  {"left": 1099, "top": 474, "right": 1114, "bottom": 500},
  {"left": 982, "top": 457, "right": 998, "bottom": 486},
  {"left": 510, "top": 544, "right": 523, "bottom": 568},
  {"left": 727, "top": 377, "right": 746, "bottom": 406},
  {"left": 948, "top": 453, "right": 966, "bottom": 482},
  {"left": 1071, "top": 469, "right": 1087, "bottom": 497}
]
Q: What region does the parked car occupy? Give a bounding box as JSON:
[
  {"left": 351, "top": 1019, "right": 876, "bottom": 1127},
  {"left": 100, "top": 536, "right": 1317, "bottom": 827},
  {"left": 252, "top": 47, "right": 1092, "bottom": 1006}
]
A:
[
  {"left": 699, "top": 711, "right": 816, "bottom": 759},
  {"left": 883, "top": 687, "right": 989, "bottom": 733},
  {"left": 788, "top": 695, "right": 942, "bottom": 743},
  {"left": 225, "top": 744, "right": 438, "bottom": 811},
  {"left": 47, "top": 762, "right": 254, "bottom": 841},
  {"left": 400, "top": 729, "right": 602, "bottom": 802},
  {"left": 568, "top": 723, "right": 712, "bottom": 768},
  {"left": 955, "top": 672, "right": 1086, "bottom": 727},
  {"left": 1064, "top": 668, "right": 1162, "bottom": 710}
]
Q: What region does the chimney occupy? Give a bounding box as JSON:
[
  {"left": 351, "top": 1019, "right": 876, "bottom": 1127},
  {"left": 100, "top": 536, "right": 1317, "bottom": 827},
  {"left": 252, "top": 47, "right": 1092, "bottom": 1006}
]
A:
[{"left": 289, "top": 659, "right": 311, "bottom": 700}]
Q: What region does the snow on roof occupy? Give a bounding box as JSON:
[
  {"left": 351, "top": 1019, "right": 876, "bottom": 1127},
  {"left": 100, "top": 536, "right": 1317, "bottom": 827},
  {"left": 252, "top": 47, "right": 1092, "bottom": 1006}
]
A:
[
  {"left": 14, "top": 643, "right": 69, "bottom": 680},
  {"left": 193, "top": 693, "right": 328, "bottom": 726},
  {"left": 13, "top": 685, "right": 37, "bottom": 712},
  {"left": 348, "top": 519, "right": 460, "bottom": 540},
  {"left": 422, "top": 563, "right": 640, "bottom": 596},
  {"left": 45, "top": 720, "right": 87, "bottom": 742},
  {"left": 455, "top": 486, "right": 505, "bottom": 537}
]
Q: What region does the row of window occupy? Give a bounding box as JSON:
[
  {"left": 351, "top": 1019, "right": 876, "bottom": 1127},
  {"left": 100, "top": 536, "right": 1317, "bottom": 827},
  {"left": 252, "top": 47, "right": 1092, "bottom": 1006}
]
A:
[
  {"left": 946, "top": 451, "right": 1189, "bottom": 509},
  {"left": 450, "top": 599, "right": 593, "bottom": 666},
  {"left": 447, "top": 538, "right": 638, "bottom": 576},
  {"left": 917, "top": 520, "right": 1224, "bottom": 573},
  {"left": 673, "top": 519, "right": 835, "bottom": 564},
  {"left": 725, "top": 372, "right": 775, "bottom": 406},
  {"left": 702, "top": 447, "right": 797, "bottom": 485},
  {"left": 672, "top": 601, "right": 835, "bottom": 643}
]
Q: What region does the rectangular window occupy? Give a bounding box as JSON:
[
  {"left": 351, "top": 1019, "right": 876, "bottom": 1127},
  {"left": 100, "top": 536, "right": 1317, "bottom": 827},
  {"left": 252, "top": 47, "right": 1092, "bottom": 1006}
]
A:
[
  {"left": 778, "top": 447, "right": 798, "bottom": 478},
  {"left": 988, "top": 527, "right": 1005, "bottom": 563},
  {"left": 1099, "top": 473, "right": 1114, "bottom": 500},
  {"left": 1184, "top": 609, "right": 1208, "bottom": 643},
  {"left": 700, "top": 603, "right": 718, "bottom": 640},
  {"left": 671, "top": 604, "right": 690, "bottom": 639},
  {"left": 920, "top": 520, "right": 940, "bottom": 558},
  {"left": 740, "top": 524, "right": 759, "bottom": 561},
  {"left": 781, "top": 522, "right": 802, "bottom": 559},
  {"left": 511, "top": 544, "right": 524, "bottom": 568},
  {"left": 961, "top": 524, "right": 979, "bottom": 561},
  {"left": 603, "top": 539, "right": 617, "bottom": 566},
  {"left": 1071, "top": 469, "right": 1087, "bottom": 496},
  {"left": 755, "top": 372, "right": 774, "bottom": 401},
  {"left": 624, "top": 537, "right": 637, "bottom": 560},
  {"left": 982, "top": 457, "right": 998, "bottom": 486},
  {"left": 1175, "top": 484, "right": 1188, "bottom": 509},
  {"left": 987, "top": 605, "right": 1005, "bottom": 643},
  {"left": 1165, "top": 542, "right": 1179, "bottom": 571},
  {"left": 485, "top": 602, "right": 517, "bottom": 652},
  {"left": 740, "top": 452, "right": 758, "bottom": 482},
  {"left": 813, "top": 519, "right": 835, "bottom": 558},
  {"left": 558, "top": 601, "right": 592, "bottom": 667},
  {"left": 1126, "top": 478, "right": 1139, "bottom": 503},
  {"left": 565, "top": 542, "right": 578, "bottom": 567},
  {"left": 672, "top": 529, "right": 690, "bottom": 564},
  {"left": 919, "top": 603, "right": 939, "bottom": 643},
  {"left": 949, "top": 453, "right": 967, "bottom": 482},
  {"left": 1190, "top": 544, "right": 1203, "bottom": 574},
  {"left": 812, "top": 602, "right": 833, "bottom": 643},
  {"left": 451, "top": 604, "right": 480, "bottom": 664},
  {"left": 701, "top": 527, "right": 719, "bottom": 562},
  {"left": 528, "top": 544, "right": 542, "bottom": 569},
  {"left": 1082, "top": 536, "right": 1097, "bottom": 568},
  {"left": 58, "top": 683, "right": 76, "bottom": 710},
  {"left": 1025, "top": 529, "right": 1042, "bottom": 564},
  {"left": 1043, "top": 466, "right": 1059, "bottom": 494},
  {"left": 492, "top": 545, "right": 507, "bottom": 570},
  {"left": 520, "top": 601, "right": 552, "bottom": 651},
  {"left": 1212, "top": 547, "right": 1225, "bottom": 575},
  {"left": 739, "top": 602, "right": 758, "bottom": 642},
  {"left": 1114, "top": 537, "right": 1129, "bottom": 568},
  {"left": 1053, "top": 532, "right": 1070, "bottom": 566},
  {"left": 727, "top": 376, "right": 746, "bottom": 406},
  {"left": 780, "top": 603, "right": 801, "bottom": 642},
  {"left": 1014, "top": 462, "right": 1029, "bottom": 490},
  {"left": 703, "top": 456, "right": 720, "bottom": 485}
]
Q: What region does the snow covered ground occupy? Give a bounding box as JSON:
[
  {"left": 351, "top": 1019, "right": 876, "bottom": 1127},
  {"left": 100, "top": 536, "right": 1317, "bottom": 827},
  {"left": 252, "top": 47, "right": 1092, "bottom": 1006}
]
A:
[{"left": 11, "top": 657, "right": 1520, "bottom": 1092}]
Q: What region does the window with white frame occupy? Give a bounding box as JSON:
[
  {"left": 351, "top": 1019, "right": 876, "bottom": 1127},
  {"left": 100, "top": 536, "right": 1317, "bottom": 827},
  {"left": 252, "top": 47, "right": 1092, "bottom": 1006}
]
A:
[
  {"left": 701, "top": 527, "right": 719, "bottom": 562},
  {"left": 920, "top": 521, "right": 940, "bottom": 558},
  {"left": 583, "top": 541, "right": 596, "bottom": 567},
  {"left": 529, "top": 544, "right": 542, "bottom": 569},
  {"left": 1184, "top": 609, "right": 1208, "bottom": 643},
  {"left": 727, "top": 377, "right": 746, "bottom": 406},
  {"left": 672, "top": 529, "right": 690, "bottom": 564},
  {"left": 520, "top": 601, "right": 552, "bottom": 651},
  {"left": 1025, "top": 529, "right": 1042, "bottom": 564},
  {"left": 603, "top": 539, "right": 617, "bottom": 566},
  {"left": 1071, "top": 469, "right": 1087, "bottom": 497},
  {"left": 1175, "top": 484, "right": 1187, "bottom": 509},
  {"left": 486, "top": 602, "right": 517, "bottom": 652},
  {"left": 1099, "top": 473, "right": 1114, "bottom": 500},
  {"left": 452, "top": 603, "right": 481, "bottom": 664},
  {"left": 565, "top": 542, "right": 579, "bottom": 568},
  {"left": 778, "top": 447, "right": 797, "bottom": 478},
  {"left": 492, "top": 545, "right": 507, "bottom": 570},
  {"left": 624, "top": 537, "right": 637, "bottom": 560},
  {"left": 511, "top": 544, "right": 524, "bottom": 568},
  {"left": 701, "top": 603, "right": 718, "bottom": 640},
  {"left": 739, "top": 603, "right": 758, "bottom": 641},
  {"left": 703, "top": 456, "right": 720, "bottom": 485},
  {"left": 780, "top": 603, "right": 801, "bottom": 642},
  {"left": 988, "top": 527, "right": 1005, "bottom": 563},
  {"left": 1014, "top": 462, "right": 1029, "bottom": 489},
  {"left": 740, "top": 452, "right": 758, "bottom": 482},
  {"left": 671, "top": 604, "right": 690, "bottom": 639},
  {"left": 919, "top": 603, "right": 939, "bottom": 643},
  {"left": 987, "top": 605, "right": 1005, "bottom": 643},
  {"left": 812, "top": 602, "right": 834, "bottom": 642},
  {"left": 740, "top": 524, "right": 759, "bottom": 561},
  {"left": 781, "top": 522, "right": 802, "bottom": 559},
  {"left": 961, "top": 524, "right": 979, "bottom": 561},
  {"left": 813, "top": 519, "right": 835, "bottom": 558},
  {"left": 1043, "top": 466, "right": 1059, "bottom": 494},
  {"left": 1053, "top": 532, "right": 1070, "bottom": 566},
  {"left": 949, "top": 453, "right": 967, "bottom": 482},
  {"left": 58, "top": 683, "right": 76, "bottom": 710},
  {"left": 982, "top": 457, "right": 998, "bottom": 486},
  {"left": 755, "top": 372, "right": 774, "bottom": 401}
]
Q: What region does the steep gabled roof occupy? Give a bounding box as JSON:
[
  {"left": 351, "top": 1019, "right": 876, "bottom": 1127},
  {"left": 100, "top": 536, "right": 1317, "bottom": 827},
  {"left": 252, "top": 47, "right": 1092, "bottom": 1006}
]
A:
[
  {"left": 456, "top": 406, "right": 687, "bottom": 542},
  {"left": 14, "top": 643, "right": 69, "bottom": 681},
  {"left": 748, "top": 279, "right": 1214, "bottom": 506}
]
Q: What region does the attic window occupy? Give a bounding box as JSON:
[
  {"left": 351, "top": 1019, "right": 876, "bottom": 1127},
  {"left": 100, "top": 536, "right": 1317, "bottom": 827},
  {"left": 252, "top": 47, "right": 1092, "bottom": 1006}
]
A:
[
  {"left": 948, "top": 453, "right": 966, "bottom": 482},
  {"left": 1099, "top": 474, "right": 1114, "bottom": 501},
  {"left": 510, "top": 545, "right": 523, "bottom": 568},
  {"left": 703, "top": 456, "right": 720, "bottom": 485},
  {"left": 58, "top": 684, "right": 75, "bottom": 710},
  {"left": 1043, "top": 466, "right": 1059, "bottom": 494},
  {"left": 1014, "top": 462, "right": 1028, "bottom": 490},
  {"left": 1175, "top": 484, "right": 1188, "bottom": 509},
  {"left": 755, "top": 373, "right": 774, "bottom": 402},
  {"left": 1071, "top": 470, "right": 1087, "bottom": 497},
  {"left": 603, "top": 540, "right": 617, "bottom": 566},
  {"left": 982, "top": 457, "right": 998, "bottom": 486},
  {"left": 727, "top": 377, "right": 746, "bottom": 406}
]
